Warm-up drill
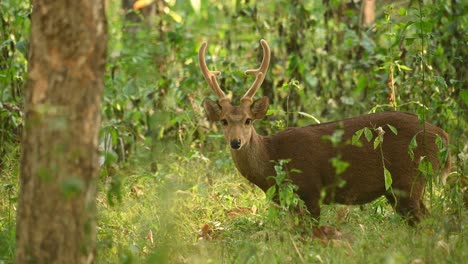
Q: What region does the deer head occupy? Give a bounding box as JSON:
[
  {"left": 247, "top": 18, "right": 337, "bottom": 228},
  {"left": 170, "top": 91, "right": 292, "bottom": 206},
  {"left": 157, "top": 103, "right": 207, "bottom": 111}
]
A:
[{"left": 200, "top": 40, "right": 271, "bottom": 150}]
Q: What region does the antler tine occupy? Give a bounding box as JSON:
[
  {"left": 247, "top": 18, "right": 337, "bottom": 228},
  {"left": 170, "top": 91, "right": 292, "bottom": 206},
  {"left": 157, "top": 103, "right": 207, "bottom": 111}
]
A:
[
  {"left": 199, "top": 41, "right": 226, "bottom": 99},
  {"left": 243, "top": 39, "right": 271, "bottom": 100}
]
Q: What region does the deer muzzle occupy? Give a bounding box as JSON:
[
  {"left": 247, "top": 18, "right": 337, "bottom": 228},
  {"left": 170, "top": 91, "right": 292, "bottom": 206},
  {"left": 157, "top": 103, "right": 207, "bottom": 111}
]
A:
[{"left": 230, "top": 139, "right": 242, "bottom": 150}]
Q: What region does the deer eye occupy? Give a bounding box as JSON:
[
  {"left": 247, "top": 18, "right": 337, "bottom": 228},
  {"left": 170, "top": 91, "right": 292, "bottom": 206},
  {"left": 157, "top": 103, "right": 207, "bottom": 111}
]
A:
[
  {"left": 245, "top": 118, "right": 252, "bottom": 126},
  {"left": 221, "top": 119, "right": 228, "bottom": 126}
]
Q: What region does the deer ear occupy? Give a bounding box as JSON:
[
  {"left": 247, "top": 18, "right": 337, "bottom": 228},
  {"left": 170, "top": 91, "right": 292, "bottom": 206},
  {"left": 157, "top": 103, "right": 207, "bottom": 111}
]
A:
[
  {"left": 203, "top": 98, "right": 223, "bottom": 121},
  {"left": 251, "top": 96, "right": 269, "bottom": 120}
]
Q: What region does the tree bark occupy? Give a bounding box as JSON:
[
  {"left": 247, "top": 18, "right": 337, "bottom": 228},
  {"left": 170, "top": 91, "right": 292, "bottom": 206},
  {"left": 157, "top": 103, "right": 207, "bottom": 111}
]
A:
[
  {"left": 361, "top": 0, "right": 376, "bottom": 28},
  {"left": 15, "top": 0, "right": 107, "bottom": 263}
]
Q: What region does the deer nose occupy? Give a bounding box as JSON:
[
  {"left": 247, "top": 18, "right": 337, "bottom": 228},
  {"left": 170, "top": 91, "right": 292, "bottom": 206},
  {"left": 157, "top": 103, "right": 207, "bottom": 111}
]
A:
[{"left": 230, "top": 139, "right": 241, "bottom": 149}]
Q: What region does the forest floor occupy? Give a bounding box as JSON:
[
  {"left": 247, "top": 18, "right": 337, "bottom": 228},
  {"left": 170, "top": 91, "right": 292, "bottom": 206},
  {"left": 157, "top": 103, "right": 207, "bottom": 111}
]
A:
[{"left": 95, "top": 146, "right": 467, "bottom": 264}]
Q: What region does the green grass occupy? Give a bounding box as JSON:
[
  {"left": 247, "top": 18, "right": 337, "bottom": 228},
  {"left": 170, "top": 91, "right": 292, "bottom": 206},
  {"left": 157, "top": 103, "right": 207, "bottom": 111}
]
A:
[
  {"left": 0, "top": 143, "right": 465, "bottom": 263},
  {"left": 0, "top": 146, "right": 19, "bottom": 263},
  {"left": 95, "top": 147, "right": 467, "bottom": 264}
]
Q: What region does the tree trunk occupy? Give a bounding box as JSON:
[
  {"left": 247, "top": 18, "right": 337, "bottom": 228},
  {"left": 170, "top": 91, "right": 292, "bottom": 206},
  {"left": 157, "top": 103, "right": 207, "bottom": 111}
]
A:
[
  {"left": 361, "top": 0, "right": 376, "bottom": 28},
  {"left": 15, "top": 0, "right": 107, "bottom": 263}
]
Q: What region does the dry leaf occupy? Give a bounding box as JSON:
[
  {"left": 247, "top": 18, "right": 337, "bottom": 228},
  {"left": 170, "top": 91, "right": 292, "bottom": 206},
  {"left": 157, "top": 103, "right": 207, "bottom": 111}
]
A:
[
  {"left": 131, "top": 184, "right": 144, "bottom": 196},
  {"left": 226, "top": 206, "right": 252, "bottom": 217},
  {"left": 198, "top": 223, "right": 212, "bottom": 240},
  {"left": 358, "top": 224, "right": 366, "bottom": 233},
  {"left": 437, "top": 240, "right": 450, "bottom": 254},
  {"left": 146, "top": 230, "right": 154, "bottom": 244},
  {"left": 335, "top": 206, "right": 349, "bottom": 223},
  {"left": 313, "top": 226, "right": 343, "bottom": 241},
  {"left": 330, "top": 239, "right": 353, "bottom": 255},
  {"left": 251, "top": 204, "right": 258, "bottom": 215},
  {"left": 133, "top": 0, "right": 153, "bottom": 10}
]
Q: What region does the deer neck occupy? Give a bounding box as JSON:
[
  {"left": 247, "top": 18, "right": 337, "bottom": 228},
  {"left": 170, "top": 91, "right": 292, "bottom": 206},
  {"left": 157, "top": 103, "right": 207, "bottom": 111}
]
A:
[{"left": 230, "top": 131, "right": 274, "bottom": 192}]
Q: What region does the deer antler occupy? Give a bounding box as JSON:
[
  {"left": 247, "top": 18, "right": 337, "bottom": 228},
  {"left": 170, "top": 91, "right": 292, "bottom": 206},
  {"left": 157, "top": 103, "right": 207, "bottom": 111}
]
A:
[
  {"left": 198, "top": 42, "right": 227, "bottom": 100},
  {"left": 242, "top": 39, "right": 271, "bottom": 100}
]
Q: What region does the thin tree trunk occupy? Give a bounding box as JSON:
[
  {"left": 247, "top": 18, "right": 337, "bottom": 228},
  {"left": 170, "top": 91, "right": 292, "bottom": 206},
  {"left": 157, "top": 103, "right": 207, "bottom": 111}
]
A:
[
  {"left": 361, "top": 0, "right": 376, "bottom": 28},
  {"left": 15, "top": 0, "right": 107, "bottom": 263}
]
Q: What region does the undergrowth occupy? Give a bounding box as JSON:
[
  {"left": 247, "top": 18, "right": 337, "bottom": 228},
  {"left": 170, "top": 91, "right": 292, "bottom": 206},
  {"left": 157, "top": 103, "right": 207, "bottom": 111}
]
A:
[{"left": 94, "top": 144, "right": 467, "bottom": 263}]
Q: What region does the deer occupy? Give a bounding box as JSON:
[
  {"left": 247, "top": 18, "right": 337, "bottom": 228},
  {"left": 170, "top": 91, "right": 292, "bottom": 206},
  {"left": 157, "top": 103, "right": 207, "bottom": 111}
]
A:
[{"left": 199, "top": 39, "right": 451, "bottom": 225}]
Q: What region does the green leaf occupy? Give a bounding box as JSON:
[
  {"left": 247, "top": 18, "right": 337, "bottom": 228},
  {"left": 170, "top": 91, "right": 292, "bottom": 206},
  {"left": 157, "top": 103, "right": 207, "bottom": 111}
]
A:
[
  {"left": 435, "top": 134, "right": 444, "bottom": 149},
  {"left": 387, "top": 124, "right": 398, "bottom": 135},
  {"left": 16, "top": 40, "right": 28, "bottom": 57},
  {"left": 107, "top": 174, "right": 122, "bottom": 206},
  {"left": 373, "top": 136, "right": 381, "bottom": 150},
  {"left": 355, "top": 75, "right": 368, "bottom": 94},
  {"left": 398, "top": 7, "right": 407, "bottom": 16},
  {"left": 104, "top": 150, "right": 118, "bottom": 166},
  {"left": 266, "top": 186, "right": 277, "bottom": 200},
  {"left": 190, "top": 0, "right": 201, "bottom": 13},
  {"left": 384, "top": 168, "right": 393, "bottom": 190},
  {"left": 322, "top": 129, "right": 344, "bottom": 148},
  {"left": 408, "top": 135, "right": 418, "bottom": 160},
  {"left": 268, "top": 206, "right": 279, "bottom": 222},
  {"left": 405, "top": 37, "right": 416, "bottom": 45},
  {"left": 110, "top": 127, "right": 118, "bottom": 146},
  {"left": 266, "top": 109, "right": 280, "bottom": 116},
  {"left": 460, "top": 89, "right": 468, "bottom": 106},
  {"left": 418, "top": 20, "right": 433, "bottom": 33},
  {"left": 418, "top": 158, "right": 434, "bottom": 178},
  {"left": 435, "top": 135, "right": 449, "bottom": 165},
  {"left": 290, "top": 168, "right": 302, "bottom": 174},
  {"left": 352, "top": 129, "right": 364, "bottom": 146},
  {"left": 274, "top": 170, "right": 286, "bottom": 185},
  {"left": 331, "top": 157, "right": 350, "bottom": 175},
  {"left": 434, "top": 76, "right": 448, "bottom": 90},
  {"left": 364, "top": 127, "right": 373, "bottom": 142},
  {"left": 396, "top": 64, "right": 412, "bottom": 71}
]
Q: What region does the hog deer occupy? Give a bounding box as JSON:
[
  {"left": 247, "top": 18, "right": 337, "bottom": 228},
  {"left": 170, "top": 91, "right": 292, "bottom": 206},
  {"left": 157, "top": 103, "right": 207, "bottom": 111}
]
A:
[{"left": 200, "top": 39, "right": 451, "bottom": 225}]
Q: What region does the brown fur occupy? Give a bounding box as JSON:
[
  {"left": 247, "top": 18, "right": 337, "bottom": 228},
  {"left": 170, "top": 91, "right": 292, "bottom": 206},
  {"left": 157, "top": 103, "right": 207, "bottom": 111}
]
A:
[{"left": 204, "top": 98, "right": 451, "bottom": 225}]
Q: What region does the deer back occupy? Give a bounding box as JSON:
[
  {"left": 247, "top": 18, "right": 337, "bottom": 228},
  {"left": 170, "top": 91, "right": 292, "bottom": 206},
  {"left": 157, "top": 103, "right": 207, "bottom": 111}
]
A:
[{"left": 266, "top": 111, "right": 449, "bottom": 204}]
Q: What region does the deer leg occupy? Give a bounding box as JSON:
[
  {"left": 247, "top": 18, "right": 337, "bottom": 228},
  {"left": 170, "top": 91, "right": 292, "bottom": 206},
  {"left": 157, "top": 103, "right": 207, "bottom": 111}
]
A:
[
  {"left": 305, "top": 199, "right": 321, "bottom": 225},
  {"left": 420, "top": 200, "right": 430, "bottom": 216},
  {"left": 400, "top": 198, "right": 425, "bottom": 226},
  {"left": 385, "top": 193, "right": 425, "bottom": 226}
]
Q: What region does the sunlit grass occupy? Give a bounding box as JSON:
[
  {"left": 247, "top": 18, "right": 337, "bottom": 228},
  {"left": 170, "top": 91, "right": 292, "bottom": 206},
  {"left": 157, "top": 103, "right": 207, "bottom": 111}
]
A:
[{"left": 96, "top": 147, "right": 467, "bottom": 263}]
